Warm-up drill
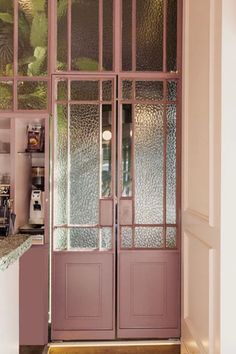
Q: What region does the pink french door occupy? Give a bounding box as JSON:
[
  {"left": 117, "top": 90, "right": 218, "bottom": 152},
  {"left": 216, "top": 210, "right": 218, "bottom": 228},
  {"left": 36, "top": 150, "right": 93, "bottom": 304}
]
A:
[
  {"left": 51, "top": 0, "right": 181, "bottom": 341},
  {"left": 51, "top": 75, "right": 180, "bottom": 340}
]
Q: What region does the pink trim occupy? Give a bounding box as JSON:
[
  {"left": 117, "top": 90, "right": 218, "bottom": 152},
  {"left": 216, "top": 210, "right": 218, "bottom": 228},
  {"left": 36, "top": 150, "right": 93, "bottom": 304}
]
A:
[
  {"left": 163, "top": 0, "right": 167, "bottom": 72},
  {"left": 99, "top": 0, "right": 103, "bottom": 71},
  {"left": 132, "top": 0, "right": 137, "bottom": 71},
  {"left": 68, "top": 0, "right": 72, "bottom": 71}
]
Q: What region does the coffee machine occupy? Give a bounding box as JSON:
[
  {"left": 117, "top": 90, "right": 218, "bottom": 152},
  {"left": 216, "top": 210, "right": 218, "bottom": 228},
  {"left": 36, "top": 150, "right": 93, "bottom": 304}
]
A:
[{"left": 29, "top": 167, "right": 45, "bottom": 225}]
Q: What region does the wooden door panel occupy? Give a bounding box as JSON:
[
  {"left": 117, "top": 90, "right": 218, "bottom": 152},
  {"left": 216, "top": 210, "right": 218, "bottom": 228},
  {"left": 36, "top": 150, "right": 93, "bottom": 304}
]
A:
[
  {"left": 53, "top": 253, "right": 113, "bottom": 331},
  {"left": 119, "top": 251, "right": 180, "bottom": 331}
]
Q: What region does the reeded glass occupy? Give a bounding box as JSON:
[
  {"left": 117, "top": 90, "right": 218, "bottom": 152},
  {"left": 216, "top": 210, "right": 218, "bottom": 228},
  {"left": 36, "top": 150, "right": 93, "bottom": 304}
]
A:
[
  {"left": 0, "top": 81, "right": 13, "bottom": 110},
  {"left": 69, "top": 228, "right": 99, "bottom": 249},
  {"left": 103, "top": 0, "right": 113, "bottom": 71},
  {"left": 121, "top": 227, "right": 133, "bottom": 248},
  {"left": 101, "top": 227, "right": 112, "bottom": 250},
  {"left": 122, "top": 0, "right": 132, "bottom": 71},
  {"left": 53, "top": 228, "right": 67, "bottom": 251},
  {"left": 57, "top": 80, "right": 68, "bottom": 101},
  {"left": 134, "top": 227, "right": 164, "bottom": 248},
  {"left": 136, "top": 0, "right": 163, "bottom": 71},
  {"left": 166, "top": 104, "right": 176, "bottom": 224},
  {"left": 102, "top": 105, "right": 112, "bottom": 197},
  {"left": 167, "top": 0, "right": 177, "bottom": 72},
  {"left": 167, "top": 81, "right": 177, "bottom": 101},
  {"left": 102, "top": 80, "right": 112, "bottom": 101},
  {"left": 122, "top": 80, "right": 133, "bottom": 100},
  {"left": 0, "top": 0, "right": 13, "bottom": 76},
  {"left": 135, "top": 81, "right": 164, "bottom": 101},
  {"left": 122, "top": 105, "right": 132, "bottom": 197},
  {"left": 57, "top": 0, "right": 68, "bottom": 70},
  {"left": 71, "top": 81, "right": 99, "bottom": 101},
  {"left": 166, "top": 227, "right": 176, "bottom": 248},
  {"left": 17, "top": 81, "right": 48, "bottom": 110},
  {"left": 69, "top": 104, "right": 100, "bottom": 225},
  {"left": 71, "top": 0, "right": 99, "bottom": 71},
  {"left": 54, "top": 104, "right": 68, "bottom": 225},
  {"left": 134, "top": 104, "right": 164, "bottom": 224},
  {"left": 18, "top": 0, "right": 48, "bottom": 76}
]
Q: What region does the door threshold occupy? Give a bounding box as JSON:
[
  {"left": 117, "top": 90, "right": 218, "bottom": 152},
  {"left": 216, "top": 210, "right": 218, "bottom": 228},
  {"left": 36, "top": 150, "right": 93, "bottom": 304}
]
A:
[{"left": 49, "top": 339, "right": 181, "bottom": 347}]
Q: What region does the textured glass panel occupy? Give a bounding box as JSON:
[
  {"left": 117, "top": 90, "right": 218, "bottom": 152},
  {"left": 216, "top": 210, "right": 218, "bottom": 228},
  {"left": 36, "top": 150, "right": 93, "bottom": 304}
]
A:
[
  {"left": 166, "top": 104, "right": 176, "bottom": 224},
  {"left": 122, "top": 80, "right": 133, "bottom": 100},
  {"left": 0, "top": 0, "right": 13, "bottom": 76},
  {"left": 166, "top": 227, "right": 176, "bottom": 248},
  {"left": 135, "top": 81, "right": 163, "bottom": 101},
  {"left": 57, "top": 80, "right": 68, "bottom": 101},
  {"left": 135, "top": 104, "right": 164, "bottom": 223},
  {"left": 122, "top": 105, "right": 132, "bottom": 197},
  {"left": 167, "top": 0, "right": 177, "bottom": 72},
  {"left": 101, "top": 227, "right": 112, "bottom": 250},
  {"left": 167, "top": 81, "right": 177, "bottom": 101},
  {"left": 134, "top": 227, "right": 164, "bottom": 248},
  {"left": 122, "top": 0, "right": 132, "bottom": 71},
  {"left": 102, "top": 105, "right": 112, "bottom": 197},
  {"left": 71, "top": 0, "right": 99, "bottom": 71},
  {"left": 54, "top": 105, "right": 68, "bottom": 225},
  {"left": 54, "top": 228, "right": 68, "bottom": 251},
  {"left": 57, "top": 0, "right": 68, "bottom": 70},
  {"left": 17, "top": 81, "right": 48, "bottom": 110},
  {"left": 136, "top": 0, "right": 163, "bottom": 71},
  {"left": 0, "top": 81, "right": 13, "bottom": 110},
  {"left": 102, "top": 81, "right": 112, "bottom": 101},
  {"left": 18, "top": 0, "right": 48, "bottom": 76},
  {"left": 103, "top": 0, "right": 113, "bottom": 71},
  {"left": 121, "top": 227, "right": 133, "bottom": 248},
  {"left": 70, "top": 228, "right": 99, "bottom": 249},
  {"left": 70, "top": 104, "right": 100, "bottom": 224},
  {"left": 71, "top": 81, "right": 99, "bottom": 101}
]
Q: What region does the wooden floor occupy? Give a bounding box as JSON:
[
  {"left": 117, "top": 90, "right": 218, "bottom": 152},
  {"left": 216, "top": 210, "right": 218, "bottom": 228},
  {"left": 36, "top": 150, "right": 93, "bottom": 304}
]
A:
[
  {"left": 48, "top": 345, "right": 180, "bottom": 354},
  {"left": 20, "top": 346, "right": 46, "bottom": 354}
]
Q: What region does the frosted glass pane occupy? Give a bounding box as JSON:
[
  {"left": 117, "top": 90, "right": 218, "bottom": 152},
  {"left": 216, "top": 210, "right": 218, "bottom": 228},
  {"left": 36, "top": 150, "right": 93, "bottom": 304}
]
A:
[
  {"left": 166, "top": 104, "right": 176, "bottom": 224},
  {"left": 135, "top": 81, "right": 163, "bottom": 101},
  {"left": 57, "top": 80, "right": 68, "bottom": 100},
  {"left": 166, "top": 227, "right": 176, "bottom": 248},
  {"left": 122, "top": 105, "right": 132, "bottom": 197},
  {"left": 54, "top": 228, "right": 68, "bottom": 251},
  {"left": 54, "top": 104, "right": 68, "bottom": 225},
  {"left": 122, "top": 0, "right": 132, "bottom": 71},
  {"left": 102, "top": 105, "right": 112, "bottom": 197},
  {"left": 57, "top": 0, "right": 68, "bottom": 70},
  {"left": 0, "top": 1, "right": 13, "bottom": 76},
  {"left": 71, "top": 81, "right": 99, "bottom": 101},
  {"left": 18, "top": 0, "right": 48, "bottom": 76},
  {"left": 167, "top": 0, "right": 177, "bottom": 72},
  {"left": 136, "top": 0, "right": 163, "bottom": 71},
  {"left": 102, "top": 81, "right": 112, "bottom": 101},
  {"left": 70, "top": 228, "right": 99, "bottom": 249},
  {"left": 17, "top": 81, "right": 48, "bottom": 110},
  {"left": 69, "top": 104, "right": 100, "bottom": 225},
  {"left": 103, "top": 0, "right": 113, "bottom": 71},
  {"left": 135, "top": 104, "right": 164, "bottom": 224},
  {"left": 0, "top": 81, "right": 13, "bottom": 110},
  {"left": 101, "top": 227, "right": 112, "bottom": 250},
  {"left": 121, "top": 227, "right": 133, "bottom": 248},
  {"left": 122, "top": 81, "right": 133, "bottom": 100},
  {"left": 167, "top": 81, "right": 177, "bottom": 101},
  {"left": 134, "top": 227, "right": 164, "bottom": 248},
  {"left": 71, "top": 0, "right": 99, "bottom": 71}
]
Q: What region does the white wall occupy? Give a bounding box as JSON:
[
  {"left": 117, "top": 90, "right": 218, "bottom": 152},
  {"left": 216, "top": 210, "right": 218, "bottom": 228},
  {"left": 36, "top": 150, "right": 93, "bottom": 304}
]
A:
[
  {"left": 0, "top": 260, "right": 19, "bottom": 354},
  {"left": 221, "top": 0, "right": 236, "bottom": 353}
]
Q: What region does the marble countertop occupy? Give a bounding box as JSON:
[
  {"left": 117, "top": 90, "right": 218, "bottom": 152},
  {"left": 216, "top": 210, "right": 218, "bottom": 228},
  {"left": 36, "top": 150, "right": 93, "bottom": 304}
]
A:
[{"left": 0, "top": 235, "right": 32, "bottom": 271}]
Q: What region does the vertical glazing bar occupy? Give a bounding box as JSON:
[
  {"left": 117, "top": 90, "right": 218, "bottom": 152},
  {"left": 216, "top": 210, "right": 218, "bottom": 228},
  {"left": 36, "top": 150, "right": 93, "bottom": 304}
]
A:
[
  {"left": 13, "top": 0, "right": 18, "bottom": 110},
  {"left": 163, "top": 0, "right": 167, "bottom": 72},
  {"left": 99, "top": 0, "right": 103, "bottom": 71},
  {"left": 49, "top": 0, "right": 55, "bottom": 75},
  {"left": 99, "top": 80, "right": 103, "bottom": 198},
  {"left": 131, "top": 86, "right": 135, "bottom": 247},
  {"left": 132, "top": 0, "right": 136, "bottom": 71},
  {"left": 68, "top": 0, "right": 72, "bottom": 71},
  {"left": 112, "top": 78, "right": 116, "bottom": 250},
  {"left": 67, "top": 80, "right": 71, "bottom": 248},
  {"left": 114, "top": 0, "right": 121, "bottom": 72},
  {"left": 163, "top": 80, "right": 167, "bottom": 248},
  {"left": 177, "top": 0, "right": 183, "bottom": 73},
  {"left": 117, "top": 78, "right": 122, "bottom": 251}
]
